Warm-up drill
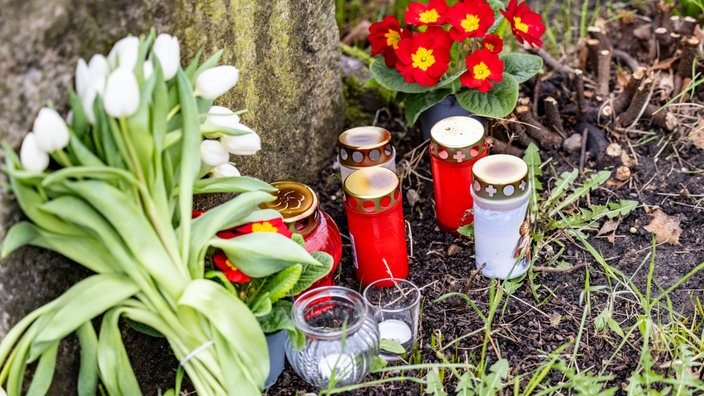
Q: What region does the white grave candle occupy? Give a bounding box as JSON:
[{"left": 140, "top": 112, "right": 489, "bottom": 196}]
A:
[
  {"left": 378, "top": 319, "right": 412, "bottom": 345},
  {"left": 318, "top": 353, "right": 354, "bottom": 380}
]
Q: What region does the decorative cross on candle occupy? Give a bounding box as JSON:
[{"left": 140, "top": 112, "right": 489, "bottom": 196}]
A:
[
  {"left": 453, "top": 150, "right": 466, "bottom": 162},
  {"left": 519, "top": 180, "right": 526, "bottom": 191},
  {"left": 485, "top": 185, "right": 497, "bottom": 197}
]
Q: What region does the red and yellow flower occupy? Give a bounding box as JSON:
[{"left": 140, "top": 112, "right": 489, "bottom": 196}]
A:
[
  {"left": 481, "top": 34, "right": 503, "bottom": 54},
  {"left": 404, "top": 0, "right": 449, "bottom": 27},
  {"left": 212, "top": 218, "right": 292, "bottom": 283},
  {"left": 500, "top": 0, "right": 546, "bottom": 48},
  {"left": 460, "top": 49, "right": 504, "bottom": 93},
  {"left": 369, "top": 16, "right": 410, "bottom": 67},
  {"left": 447, "top": 0, "right": 494, "bottom": 41},
  {"left": 395, "top": 27, "right": 452, "bottom": 87}
]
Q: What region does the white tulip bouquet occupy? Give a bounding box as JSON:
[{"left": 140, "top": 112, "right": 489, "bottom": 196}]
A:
[{"left": 0, "top": 30, "right": 330, "bottom": 395}]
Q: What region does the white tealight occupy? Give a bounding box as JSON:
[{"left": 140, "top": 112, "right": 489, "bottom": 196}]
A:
[
  {"left": 378, "top": 319, "right": 412, "bottom": 344},
  {"left": 318, "top": 353, "right": 354, "bottom": 380}
]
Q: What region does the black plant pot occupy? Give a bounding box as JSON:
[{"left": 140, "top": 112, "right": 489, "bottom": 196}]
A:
[
  {"left": 265, "top": 329, "right": 288, "bottom": 388},
  {"left": 418, "top": 95, "right": 472, "bottom": 140}
]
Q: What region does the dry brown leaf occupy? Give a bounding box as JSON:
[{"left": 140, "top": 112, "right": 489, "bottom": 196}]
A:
[
  {"left": 598, "top": 219, "right": 620, "bottom": 236},
  {"left": 643, "top": 209, "right": 682, "bottom": 245},
  {"left": 688, "top": 117, "right": 704, "bottom": 149}
]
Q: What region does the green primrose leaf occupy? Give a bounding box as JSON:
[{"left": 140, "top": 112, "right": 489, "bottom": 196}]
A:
[
  {"left": 257, "top": 300, "right": 296, "bottom": 334},
  {"left": 262, "top": 264, "right": 303, "bottom": 303},
  {"left": 455, "top": 73, "right": 518, "bottom": 118},
  {"left": 403, "top": 89, "right": 452, "bottom": 126},
  {"left": 457, "top": 224, "right": 474, "bottom": 238},
  {"left": 287, "top": 251, "right": 333, "bottom": 296},
  {"left": 502, "top": 53, "right": 544, "bottom": 84},
  {"left": 370, "top": 59, "right": 433, "bottom": 93}
]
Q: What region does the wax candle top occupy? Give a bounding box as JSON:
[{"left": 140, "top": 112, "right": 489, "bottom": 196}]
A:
[
  {"left": 344, "top": 167, "right": 401, "bottom": 213},
  {"left": 318, "top": 353, "right": 354, "bottom": 380},
  {"left": 378, "top": 319, "right": 412, "bottom": 345},
  {"left": 261, "top": 181, "right": 320, "bottom": 234},
  {"left": 472, "top": 154, "right": 529, "bottom": 201},
  {"left": 338, "top": 126, "right": 394, "bottom": 167}
]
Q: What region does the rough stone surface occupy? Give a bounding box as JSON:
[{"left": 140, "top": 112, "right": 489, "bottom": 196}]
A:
[{"left": 0, "top": 0, "right": 342, "bottom": 392}]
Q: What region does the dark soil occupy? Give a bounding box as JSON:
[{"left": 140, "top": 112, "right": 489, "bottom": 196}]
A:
[{"left": 268, "top": 3, "right": 704, "bottom": 394}]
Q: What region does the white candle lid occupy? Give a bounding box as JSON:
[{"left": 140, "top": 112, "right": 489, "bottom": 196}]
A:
[
  {"left": 472, "top": 154, "right": 529, "bottom": 200},
  {"left": 429, "top": 116, "right": 486, "bottom": 163}
]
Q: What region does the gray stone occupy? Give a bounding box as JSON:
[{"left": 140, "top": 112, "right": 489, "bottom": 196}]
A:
[
  {"left": 0, "top": 0, "right": 342, "bottom": 391},
  {"left": 562, "top": 133, "right": 583, "bottom": 154}
]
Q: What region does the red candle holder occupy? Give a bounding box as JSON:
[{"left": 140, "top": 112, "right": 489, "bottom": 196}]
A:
[
  {"left": 429, "top": 116, "right": 488, "bottom": 233},
  {"left": 343, "top": 167, "right": 408, "bottom": 286},
  {"left": 261, "top": 181, "right": 342, "bottom": 290}
]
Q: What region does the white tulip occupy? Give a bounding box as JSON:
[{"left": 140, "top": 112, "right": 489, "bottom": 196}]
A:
[
  {"left": 108, "top": 36, "right": 140, "bottom": 71},
  {"left": 220, "top": 129, "right": 261, "bottom": 156},
  {"left": 194, "top": 65, "right": 239, "bottom": 99},
  {"left": 211, "top": 163, "right": 241, "bottom": 178},
  {"left": 152, "top": 33, "right": 180, "bottom": 80},
  {"left": 75, "top": 58, "right": 90, "bottom": 98},
  {"left": 33, "top": 107, "right": 70, "bottom": 152},
  {"left": 103, "top": 68, "right": 140, "bottom": 118},
  {"left": 143, "top": 60, "right": 154, "bottom": 79},
  {"left": 88, "top": 54, "right": 109, "bottom": 94},
  {"left": 200, "top": 139, "right": 230, "bottom": 166},
  {"left": 20, "top": 133, "right": 50, "bottom": 173},
  {"left": 81, "top": 86, "right": 98, "bottom": 124},
  {"left": 205, "top": 106, "right": 240, "bottom": 129}
]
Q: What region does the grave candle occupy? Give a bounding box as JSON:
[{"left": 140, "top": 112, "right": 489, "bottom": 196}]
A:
[{"left": 338, "top": 126, "right": 396, "bottom": 182}]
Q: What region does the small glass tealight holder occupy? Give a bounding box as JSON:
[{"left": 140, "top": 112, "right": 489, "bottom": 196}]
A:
[
  {"left": 363, "top": 278, "right": 421, "bottom": 361},
  {"left": 285, "top": 286, "right": 380, "bottom": 388}
]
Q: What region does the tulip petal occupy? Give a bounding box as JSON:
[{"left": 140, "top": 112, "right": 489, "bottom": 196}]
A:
[
  {"left": 211, "top": 163, "right": 241, "bottom": 178},
  {"left": 153, "top": 34, "right": 180, "bottom": 80},
  {"left": 200, "top": 139, "right": 230, "bottom": 166},
  {"left": 195, "top": 66, "right": 239, "bottom": 99},
  {"left": 20, "top": 132, "right": 50, "bottom": 173},
  {"left": 103, "top": 68, "right": 140, "bottom": 118},
  {"left": 220, "top": 131, "right": 261, "bottom": 156},
  {"left": 33, "top": 108, "right": 70, "bottom": 153}
]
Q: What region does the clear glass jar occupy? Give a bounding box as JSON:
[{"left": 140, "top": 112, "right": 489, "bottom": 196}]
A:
[{"left": 285, "top": 286, "right": 380, "bottom": 388}]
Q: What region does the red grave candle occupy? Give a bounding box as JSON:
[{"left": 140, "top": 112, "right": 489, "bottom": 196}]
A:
[
  {"left": 343, "top": 167, "right": 408, "bottom": 286},
  {"left": 429, "top": 116, "right": 488, "bottom": 233},
  {"left": 261, "top": 181, "right": 343, "bottom": 289}
]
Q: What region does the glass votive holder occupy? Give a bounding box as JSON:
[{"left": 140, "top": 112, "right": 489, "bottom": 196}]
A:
[
  {"left": 363, "top": 278, "right": 421, "bottom": 361},
  {"left": 285, "top": 286, "right": 380, "bottom": 388}
]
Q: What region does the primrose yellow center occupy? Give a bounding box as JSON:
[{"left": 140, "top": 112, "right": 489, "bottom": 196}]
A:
[
  {"left": 461, "top": 14, "right": 480, "bottom": 32},
  {"left": 225, "top": 259, "right": 239, "bottom": 271},
  {"left": 419, "top": 9, "right": 440, "bottom": 23},
  {"left": 252, "top": 222, "right": 278, "bottom": 233},
  {"left": 473, "top": 62, "right": 491, "bottom": 80},
  {"left": 513, "top": 16, "right": 529, "bottom": 33},
  {"left": 385, "top": 30, "right": 401, "bottom": 49},
  {"left": 412, "top": 47, "right": 436, "bottom": 71},
  {"left": 485, "top": 43, "right": 495, "bottom": 51}
]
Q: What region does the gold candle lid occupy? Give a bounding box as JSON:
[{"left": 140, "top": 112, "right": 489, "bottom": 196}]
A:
[
  {"left": 472, "top": 155, "right": 529, "bottom": 200},
  {"left": 338, "top": 126, "right": 394, "bottom": 167},
  {"left": 429, "top": 116, "right": 486, "bottom": 163},
  {"left": 261, "top": 181, "right": 320, "bottom": 234},
  {"left": 343, "top": 167, "right": 401, "bottom": 213}
]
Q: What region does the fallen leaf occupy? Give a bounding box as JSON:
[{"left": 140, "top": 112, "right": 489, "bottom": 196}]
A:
[
  {"left": 447, "top": 244, "right": 463, "bottom": 256},
  {"left": 688, "top": 118, "right": 704, "bottom": 149},
  {"left": 598, "top": 219, "right": 620, "bottom": 236},
  {"left": 549, "top": 312, "right": 562, "bottom": 327},
  {"left": 643, "top": 209, "right": 682, "bottom": 245}
]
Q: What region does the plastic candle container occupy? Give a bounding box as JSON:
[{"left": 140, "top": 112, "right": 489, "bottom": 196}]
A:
[
  {"left": 261, "top": 181, "right": 342, "bottom": 289},
  {"left": 470, "top": 155, "right": 531, "bottom": 279},
  {"left": 284, "top": 286, "right": 380, "bottom": 388},
  {"left": 338, "top": 126, "right": 396, "bottom": 182},
  {"left": 343, "top": 167, "right": 408, "bottom": 286},
  {"left": 429, "top": 116, "right": 488, "bottom": 232}
]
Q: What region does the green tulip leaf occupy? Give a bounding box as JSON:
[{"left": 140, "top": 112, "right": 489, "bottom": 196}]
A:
[
  {"left": 178, "top": 279, "right": 268, "bottom": 393},
  {"left": 249, "top": 292, "right": 273, "bottom": 317},
  {"left": 455, "top": 73, "right": 518, "bottom": 118},
  {"left": 193, "top": 176, "right": 276, "bottom": 195},
  {"left": 211, "top": 232, "right": 322, "bottom": 278},
  {"left": 501, "top": 53, "right": 544, "bottom": 84},
  {"left": 26, "top": 340, "right": 59, "bottom": 396},
  {"left": 76, "top": 321, "right": 99, "bottom": 396},
  {"left": 97, "top": 308, "right": 143, "bottom": 396}
]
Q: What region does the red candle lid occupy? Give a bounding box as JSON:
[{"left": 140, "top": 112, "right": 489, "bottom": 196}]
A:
[
  {"left": 338, "top": 126, "right": 394, "bottom": 167},
  {"left": 471, "top": 155, "right": 529, "bottom": 201},
  {"left": 261, "top": 181, "right": 320, "bottom": 235},
  {"left": 343, "top": 167, "right": 401, "bottom": 214},
  {"left": 429, "top": 116, "right": 486, "bottom": 163}
]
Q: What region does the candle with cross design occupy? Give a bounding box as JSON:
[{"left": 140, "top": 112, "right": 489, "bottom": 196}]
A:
[
  {"left": 343, "top": 167, "right": 408, "bottom": 286},
  {"left": 429, "top": 116, "right": 488, "bottom": 233},
  {"left": 471, "top": 154, "right": 531, "bottom": 279}
]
